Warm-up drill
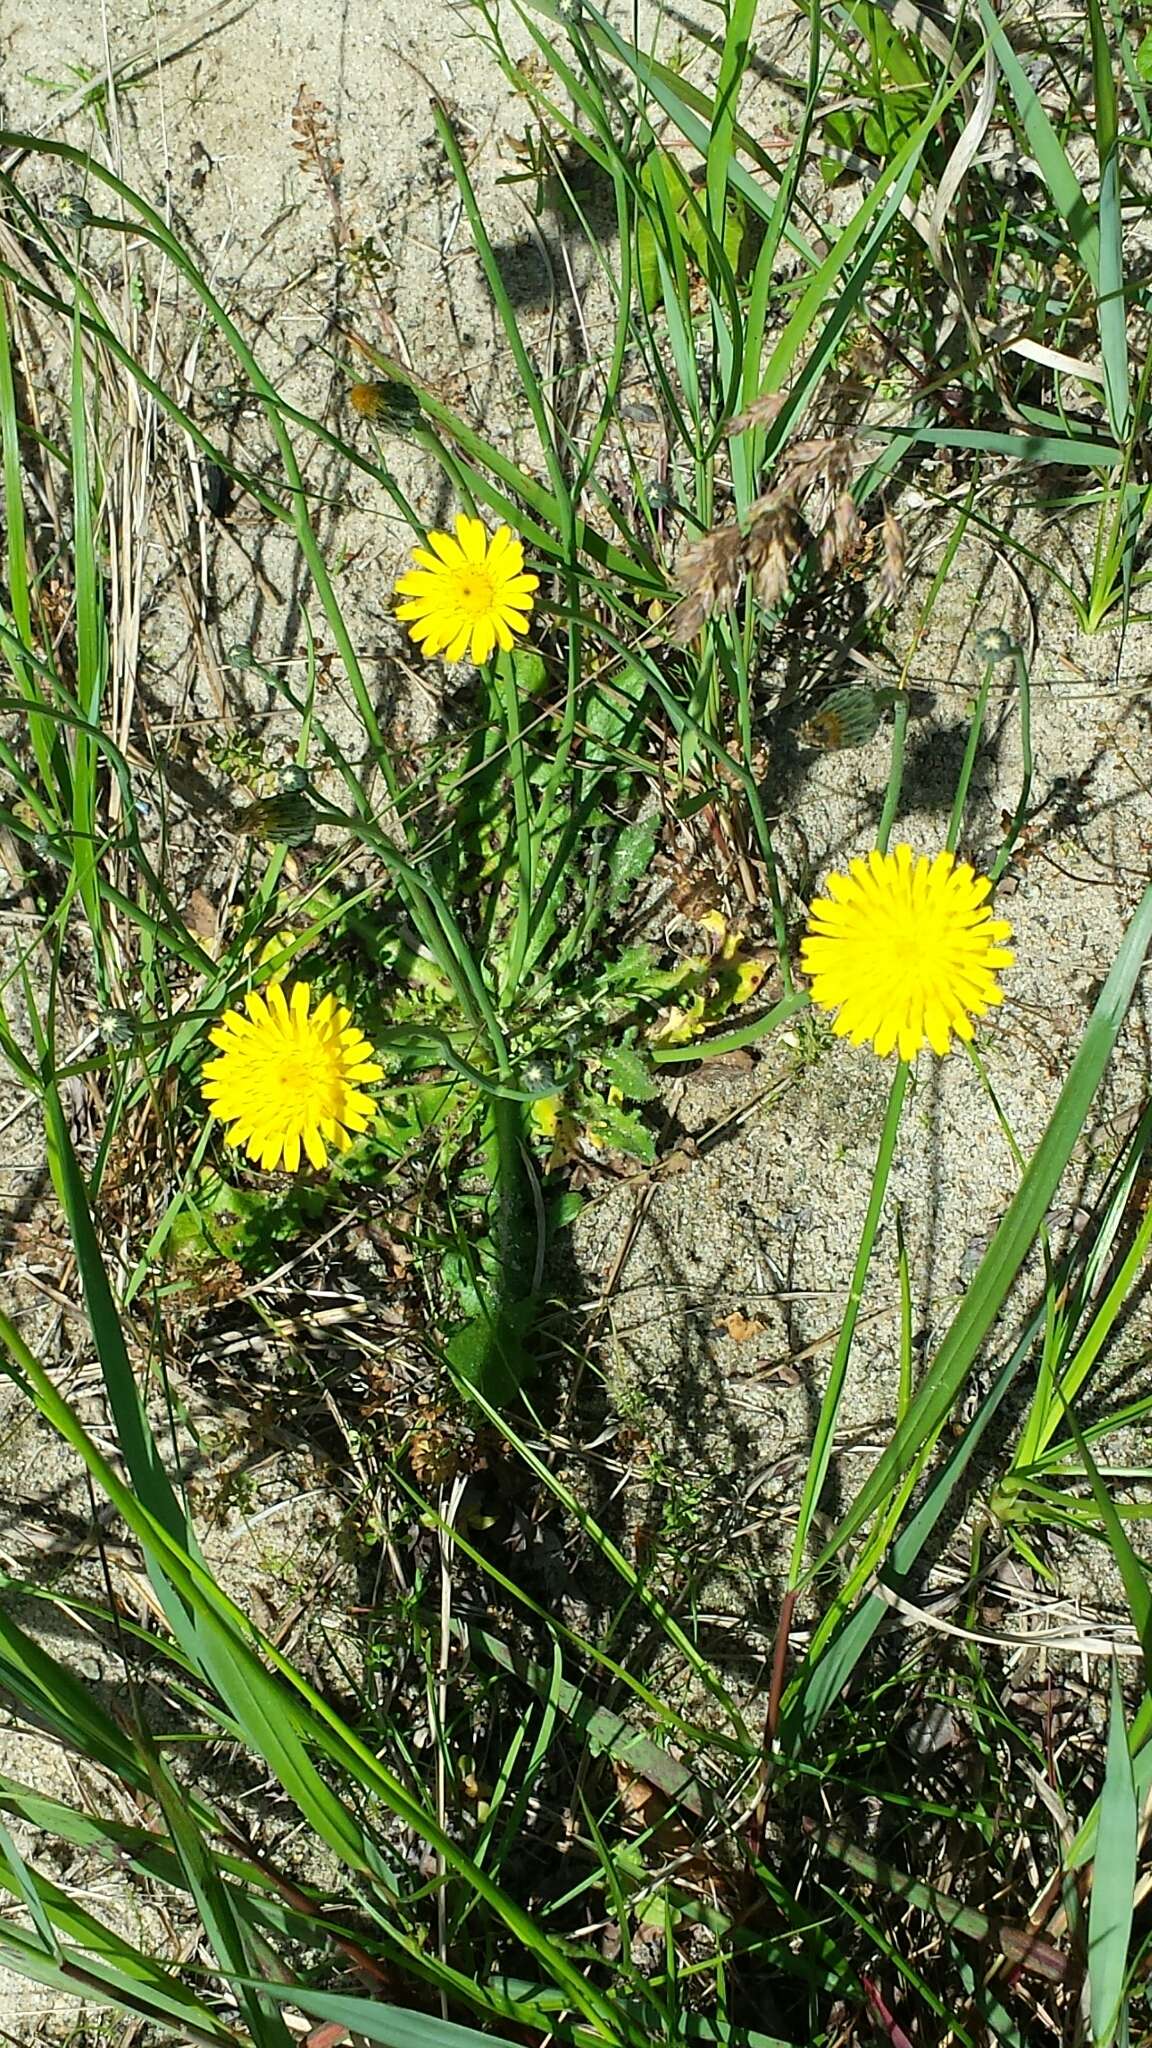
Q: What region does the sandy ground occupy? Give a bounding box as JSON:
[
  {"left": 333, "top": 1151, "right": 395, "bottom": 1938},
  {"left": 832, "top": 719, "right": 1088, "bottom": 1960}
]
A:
[{"left": 1, "top": 0, "right": 1151, "bottom": 2036}]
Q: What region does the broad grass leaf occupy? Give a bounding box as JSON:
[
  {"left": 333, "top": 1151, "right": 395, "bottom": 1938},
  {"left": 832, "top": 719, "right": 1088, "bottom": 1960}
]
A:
[{"left": 1089, "top": 1668, "right": 1137, "bottom": 2046}]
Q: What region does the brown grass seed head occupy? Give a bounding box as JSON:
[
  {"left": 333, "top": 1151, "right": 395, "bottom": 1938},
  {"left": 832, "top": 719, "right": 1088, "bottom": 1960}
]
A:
[
  {"left": 674, "top": 522, "right": 746, "bottom": 608},
  {"left": 820, "top": 490, "right": 864, "bottom": 573},
  {"left": 725, "top": 390, "right": 788, "bottom": 437},
  {"left": 745, "top": 496, "right": 807, "bottom": 610},
  {"left": 878, "top": 509, "right": 906, "bottom": 605},
  {"left": 669, "top": 522, "right": 747, "bottom": 642}
]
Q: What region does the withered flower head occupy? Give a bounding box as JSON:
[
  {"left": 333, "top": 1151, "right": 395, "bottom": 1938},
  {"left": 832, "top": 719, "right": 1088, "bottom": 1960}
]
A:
[{"left": 349, "top": 380, "right": 423, "bottom": 435}]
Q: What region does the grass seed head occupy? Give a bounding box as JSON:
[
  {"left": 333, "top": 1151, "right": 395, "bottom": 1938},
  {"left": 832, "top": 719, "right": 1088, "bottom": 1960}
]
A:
[
  {"left": 776, "top": 435, "right": 853, "bottom": 501},
  {"left": 668, "top": 522, "right": 747, "bottom": 643},
  {"left": 674, "top": 523, "right": 746, "bottom": 607},
  {"left": 725, "top": 390, "right": 787, "bottom": 436},
  {"left": 879, "top": 509, "right": 906, "bottom": 605},
  {"left": 745, "top": 496, "right": 807, "bottom": 611},
  {"left": 820, "top": 489, "right": 864, "bottom": 572}
]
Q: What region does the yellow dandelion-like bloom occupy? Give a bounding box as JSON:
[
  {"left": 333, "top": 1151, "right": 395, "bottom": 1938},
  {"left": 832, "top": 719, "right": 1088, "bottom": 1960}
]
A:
[
  {"left": 800, "top": 843, "right": 1015, "bottom": 1061},
  {"left": 201, "top": 980, "right": 383, "bottom": 1172},
  {"left": 394, "top": 514, "right": 538, "bottom": 665}
]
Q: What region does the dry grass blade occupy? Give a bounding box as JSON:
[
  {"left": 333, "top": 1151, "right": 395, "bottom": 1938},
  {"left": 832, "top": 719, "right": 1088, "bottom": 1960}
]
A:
[{"left": 927, "top": 46, "right": 1000, "bottom": 270}]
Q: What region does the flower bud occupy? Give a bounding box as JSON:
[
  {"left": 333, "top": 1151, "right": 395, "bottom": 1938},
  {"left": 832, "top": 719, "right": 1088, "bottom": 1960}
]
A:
[{"left": 54, "top": 193, "right": 94, "bottom": 227}]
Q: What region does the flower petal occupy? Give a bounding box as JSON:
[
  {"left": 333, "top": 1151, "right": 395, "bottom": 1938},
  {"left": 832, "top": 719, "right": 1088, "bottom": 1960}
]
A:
[
  {"left": 425, "top": 529, "right": 467, "bottom": 567},
  {"left": 455, "top": 514, "right": 488, "bottom": 563},
  {"left": 202, "top": 972, "right": 381, "bottom": 1174}
]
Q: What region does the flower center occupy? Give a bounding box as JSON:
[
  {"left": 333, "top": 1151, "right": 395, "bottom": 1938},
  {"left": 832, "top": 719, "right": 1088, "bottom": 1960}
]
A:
[
  {"left": 454, "top": 568, "right": 495, "bottom": 617},
  {"left": 275, "top": 1050, "right": 341, "bottom": 1116}
]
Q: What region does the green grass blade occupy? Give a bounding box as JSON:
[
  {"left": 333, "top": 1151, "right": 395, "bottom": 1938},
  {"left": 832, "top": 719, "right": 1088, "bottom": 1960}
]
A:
[
  {"left": 651, "top": 988, "right": 811, "bottom": 1064},
  {"left": 707, "top": 0, "right": 755, "bottom": 240},
  {"left": 0, "top": 1593, "right": 149, "bottom": 1788},
  {"left": 454, "top": 1380, "right": 751, "bottom": 1742},
  {"left": 1059, "top": 1410, "right": 1152, "bottom": 1672},
  {"left": 868, "top": 422, "right": 1125, "bottom": 466},
  {"left": 0, "top": 1927, "right": 243, "bottom": 2046},
  {"left": 0, "top": 1308, "right": 379, "bottom": 1875},
  {"left": 255, "top": 1979, "right": 799, "bottom": 2048},
  {"left": 521, "top": 0, "right": 819, "bottom": 259},
  {"left": 1089, "top": 1667, "right": 1137, "bottom": 2046},
  {"left": 780, "top": 1313, "right": 1042, "bottom": 1745},
  {"left": 1089, "top": 0, "right": 1132, "bottom": 441},
  {"left": 431, "top": 104, "right": 572, "bottom": 538},
  {"left": 0, "top": 1816, "right": 61, "bottom": 1960},
  {"left": 787, "top": 1064, "right": 909, "bottom": 1583},
  {"left": 143, "top": 1743, "right": 293, "bottom": 2047},
  {"left": 246, "top": 1984, "right": 532, "bottom": 2048},
  {"left": 0, "top": 285, "right": 59, "bottom": 803},
  {"left": 0, "top": 1302, "right": 648, "bottom": 2039},
  {"left": 38, "top": 1077, "right": 199, "bottom": 1556},
  {"left": 1, "top": 144, "right": 397, "bottom": 771},
  {"left": 976, "top": 0, "right": 1100, "bottom": 288}
]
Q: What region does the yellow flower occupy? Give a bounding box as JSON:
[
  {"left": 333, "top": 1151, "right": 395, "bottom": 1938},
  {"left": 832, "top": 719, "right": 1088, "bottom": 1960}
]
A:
[
  {"left": 394, "top": 514, "right": 538, "bottom": 664},
  {"left": 801, "top": 844, "right": 1014, "bottom": 1061},
  {"left": 202, "top": 980, "right": 383, "bottom": 1171}
]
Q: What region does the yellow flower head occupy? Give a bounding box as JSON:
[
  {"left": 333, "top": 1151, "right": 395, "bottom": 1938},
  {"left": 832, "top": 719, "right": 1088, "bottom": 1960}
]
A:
[
  {"left": 394, "top": 514, "right": 538, "bottom": 665},
  {"left": 801, "top": 843, "right": 1014, "bottom": 1061},
  {"left": 201, "top": 980, "right": 383, "bottom": 1172}
]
